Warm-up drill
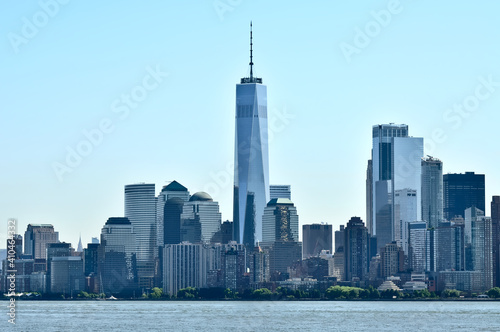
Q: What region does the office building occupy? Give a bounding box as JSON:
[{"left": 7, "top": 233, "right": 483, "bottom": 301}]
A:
[
  {"left": 84, "top": 243, "right": 99, "bottom": 276},
  {"left": 50, "top": 256, "right": 84, "bottom": 295},
  {"left": 156, "top": 181, "right": 190, "bottom": 249},
  {"left": 421, "top": 156, "right": 443, "bottom": 228},
  {"left": 233, "top": 24, "right": 270, "bottom": 246},
  {"left": 99, "top": 217, "right": 138, "bottom": 295},
  {"left": 302, "top": 223, "right": 333, "bottom": 258},
  {"left": 24, "top": 224, "right": 59, "bottom": 259},
  {"left": 492, "top": 196, "right": 500, "bottom": 287},
  {"left": 408, "top": 222, "right": 427, "bottom": 273},
  {"left": 344, "top": 217, "right": 369, "bottom": 282},
  {"left": 394, "top": 188, "right": 417, "bottom": 254},
  {"left": 270, "top": 185, "right": 291, "bottom": 200},
  {"left": 443, "top": 172, "right": 485, "bottom": 220},
  {"left": 380, "top": 242, "right": 405, "bottom": 278},
  {"left": 435, "top": 221, "right": 465, "bottom": 272},
  {"left": 366, "top": 160, "right": 373, "bottom": 234},
  {"left": 181, "top": 192, "right": 222, "bottom": 244},
  {"left": 124, "top": 183, "right": 156, "bottom": 288},
  {"left": 369, "top": 124, "right": 423, "bottom": 253}
]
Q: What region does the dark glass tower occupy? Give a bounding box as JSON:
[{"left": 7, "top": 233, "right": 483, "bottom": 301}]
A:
[
  {"left": 233, "top": 23, "right": 270, "bottom": 246},
  {"left": 443, "top": 172, "right": 485, "bottom": 220}
]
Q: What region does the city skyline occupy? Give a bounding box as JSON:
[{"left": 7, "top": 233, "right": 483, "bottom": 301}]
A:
[{"left": 3, "top": 2, "right": 500, "bottom": 249}]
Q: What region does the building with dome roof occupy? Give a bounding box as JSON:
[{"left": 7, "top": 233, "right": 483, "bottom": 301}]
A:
[{"left": 181, "top": 192, "right": 222, "bottom": 244}]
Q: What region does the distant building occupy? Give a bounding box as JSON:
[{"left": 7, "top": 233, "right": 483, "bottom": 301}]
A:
[
  {"left": 443, "top": 172, "right": 485, "bottom": 220},
  {"left": 380, "top": 242, "right": 404, "bottom": 278},
  {"left": 408, "top": 222, "right": 426, "bottom": 273},
  {"left": 302, "top": 223, "right": 332, "bottom": 259},
  {"left": 394, "top": 188, "right": 417, "bottom": 254},
  {"left": 249, "top": 246, "right": 270, "bottom": 284},
  {"left": 163, "top": 198, "right": 185, "bottom": 245},
  {"left": 261, "top": 198, "right": 302, "bottom": 277},
  {"left": 24, "top": 224, "right": 59, "bottom": 259},
  {"left": 99, "top": 217, "right": 138, "bottom": 295},
  {"left": 270, "top": 185, "right": 291, "bottom": 200},
  {"left": 369, "top": 124, "right": 423, "bottom": 253},
  {"left": 91, "top": 237, "right": 99, "bottom": 244},
  {"left": 125, "top": 183, "right": 156, "bottom": 289},
  {"left": 50, "top": 256, "right": 84, "bottom": 295},
  {"left": 435, "top": 221, "right": 465, "bottom": 273},
  {"left": 344, "top": 217, "right": 369, "bottom": 282},
  {"left": 46, "top": 242, "right": 71, "bottom": 292},
  {"left": 181, "top": 192, "right": 222, "bottom": 244},
  {"left": 492, "top": 196, "right": 500, "bottom": 287},
  {"left": 84, "top": 243, "right": 99, "bottom": 276},
  {"left": 156, "top": 181, "right": 190, "bottom": 248},
  {"left": 421, "top": 156, "right": 443, "bottom": 228}
]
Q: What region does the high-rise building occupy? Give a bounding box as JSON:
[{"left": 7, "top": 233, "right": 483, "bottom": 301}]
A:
[
  {"left": 443, "top": 172, "right": 485, "bottom": 220},
  {"left": 366, "top": 160, "right": 373, "bottom": 234},
  {"left": 344, "top": 217, "right": 369, "bottom": 282},
  {"left": 163, "top": 197, "right": 185, "bottom": 245},
  {"left": 84, "top": 243, "right": 99, "bottom": 276},
  {"left": 181, "top": 192, "right": 222, "bottom": 244},
  {"left": 124, "top": 183, "right": 156, "bottom": 288},
  {"left": 156, "top": 181, "right": 190, "bottom": 249},
  {"left": 270, "top": 185, "right": 291, "bottom": 200},
  {"left": 369, "top": 124, "right": 423, "bottom": 253},
  {"left": 233, "top": 23, "right": 270, "bottom": 247},
  {"left": 492, "top": 196, "right": 500, "bottom": 287},
  {"left": 99, "top": 217, "right": 138, "bottom": 294},
  {"left": 435, "top": 221, "right": 465, "bottom": 272},
  {"left": 24, "top": 224, "right": 59, "bottom": 260},
  {"left": 421, "top": 156, "right": 443, "bottom": 228},
  {"left": 408, "top": 222, "right": 427, "bottom": 273},
  {"left": 394, "top": 188, "right": 417, "bottom": 254},
  {"left": 464, "top": 207, "right": 484, "bottom": 245},
  {"left": 380, "top": 242, "right": 405, "bottom": 278},
  {"left": 163, "top": 242, "right": 207, "bottom": 296},
  {"left": 471, "top": 216, "right": 493, "bottom": 291},
  {"left": 302, "top": 223, "right": 333, "bottom": 258},
  {"left": 261, "top": 198, "right": 301, "bottom": 276},
  {"left": 46, "top": 243, "right": 71, "bottom": 283},
  {"left": 50, "top": 256, "right": 84, "bottom": 295},
  {"left": 249, "top": 245, "right": 270, "bottom": 284}
]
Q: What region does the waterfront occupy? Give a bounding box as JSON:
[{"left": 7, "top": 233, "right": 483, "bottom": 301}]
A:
[{"left": 4, "top": 301, "right": 500, "bottom": 331}]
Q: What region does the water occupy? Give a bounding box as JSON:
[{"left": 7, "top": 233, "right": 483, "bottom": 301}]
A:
[{"left": 3, "top": 300, "right": 500, "bottom": 331}]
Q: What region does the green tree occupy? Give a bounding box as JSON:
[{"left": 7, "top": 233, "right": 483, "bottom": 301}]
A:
[
  {"left": 252, "top": 288, "right": 272, "bottom": 300},
  {"left": 151, "top": 287, "right": 163, "bottom": 299},
  {"left": 487, "top": 287, "right": 500, "bottom": 298},
  {"left": 442, "top": 289, "right": 461, "bottom": 298},
  {"left": 177, "top": 287, "right": 198, "bottom": 299}
]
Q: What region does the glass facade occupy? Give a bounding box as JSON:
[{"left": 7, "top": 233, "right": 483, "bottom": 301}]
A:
[
  {"left": 421, "top": 157, "right": 444, "bottom": 228},
  {"left": 443, "top": 172, "right": 485, "bottom": 220},
  {"left": 394, "top": 188, "right": 417, "bottom": 254},
  {"left": 181, "top": 192, "right": 222, "bottom": 244},
  {"left": 370, "top": 124, "right": 423, "bottom": 253},
  {"left": 261, "top": 198, "right": 299, "bottom": 246},
  {"left": 233, "top": 82, "right": 270, "bottom": 246},
  {"left": 124, "top": 183, "right": 156, "bottom": 286}
]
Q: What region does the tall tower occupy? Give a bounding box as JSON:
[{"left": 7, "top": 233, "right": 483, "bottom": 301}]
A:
[
  {"left": 233, "top": 22, "right": 270, "bottom": 246},
  {"left": 124, "top": 183, "right": 156, "bottom": 288},
  {"left": 443, "top": 172, "right": 485, "bottom": 220},
  {"left": 421, "top": 156, "right": 444, "bottom": 228},
  {"left": 370, "top": 124, "right": 423, "bottom": 253}
]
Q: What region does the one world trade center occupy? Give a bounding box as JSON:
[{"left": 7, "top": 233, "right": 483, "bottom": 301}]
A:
[{"left": 233, "top": 23, "right": 270, "bottom": 246}]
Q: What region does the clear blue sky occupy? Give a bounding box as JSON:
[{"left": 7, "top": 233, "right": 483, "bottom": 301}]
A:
[{"left": 2, "top": 1, "right": 500, "bottom": 249}]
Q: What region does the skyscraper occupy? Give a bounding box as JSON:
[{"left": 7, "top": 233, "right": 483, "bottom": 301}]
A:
[
  {"left": 408, "top": 221, "right": 427, "bottom": 273},
  {"left": 369, "top": 124, "right": 423, "bottom": 252},
  {"left": 421, "top": 156, "right": 444, "bottom": 228},
  {"left": 181, "top": 192, "right": 222, "bottom": 244},
  {"left": 344, "top": 217, "right": 369, "bottom": 282},
  {"left": 492, "top": 196, "right": 500, "bottom": 287},
  {"left": 302, "top": 223, "right": 333, "bottom": 258},
  {"left": 443, "top": 172, "right": 485, "bottom": 220},
  {"left": 124, "top": 183, "right": 156, "bottom": 288},
  {"left": 156, "top": 181, "right": 190, "bottom": 249},
  {"left": 24, "top": 224, "right": 59, "bottom": 260},
  {"left": 99, "top": 217, "right": 138, "bottom": 295},
  {"left": 394, "top": 188, "right": 417, "bottom": 254},
  {"left": 233, "top": 23, "right": 270, "bottom": 246},
  {"left": 270, "top": 185, "right": 291, "bottom": 200}
]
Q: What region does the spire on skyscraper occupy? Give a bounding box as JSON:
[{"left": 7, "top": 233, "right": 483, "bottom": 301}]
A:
[
  {"left": 249, "top": 21, "right": 253, "bottom": 80},
  {"left": 241, "top": 21, "right": 262, "bottom": 84},
  {"left": 77, "top": 233, "right": 83, "bottom": 252}
]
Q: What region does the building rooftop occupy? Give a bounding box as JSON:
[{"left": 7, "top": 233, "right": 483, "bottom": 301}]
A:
[
  {"left": 189, "top": 192, "right": 213, "bottom": 202},
  {"left": 105, "top": 217, "right": 131, "bottom": 225},
  {"left": 162, "top": 180, "right": 188, "bottom": 192},
  {"left": 267, "top": 198, "right": 294, "bottom": 206}
]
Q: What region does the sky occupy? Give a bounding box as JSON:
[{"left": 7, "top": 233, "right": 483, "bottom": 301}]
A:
[{"left": 2, "top": 1, "right": 500, "bottom": 249}]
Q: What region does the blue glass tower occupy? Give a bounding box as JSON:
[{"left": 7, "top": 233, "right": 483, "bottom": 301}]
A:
[{"left": 233, "top": 23, "right": 270, "bottom": 246}]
